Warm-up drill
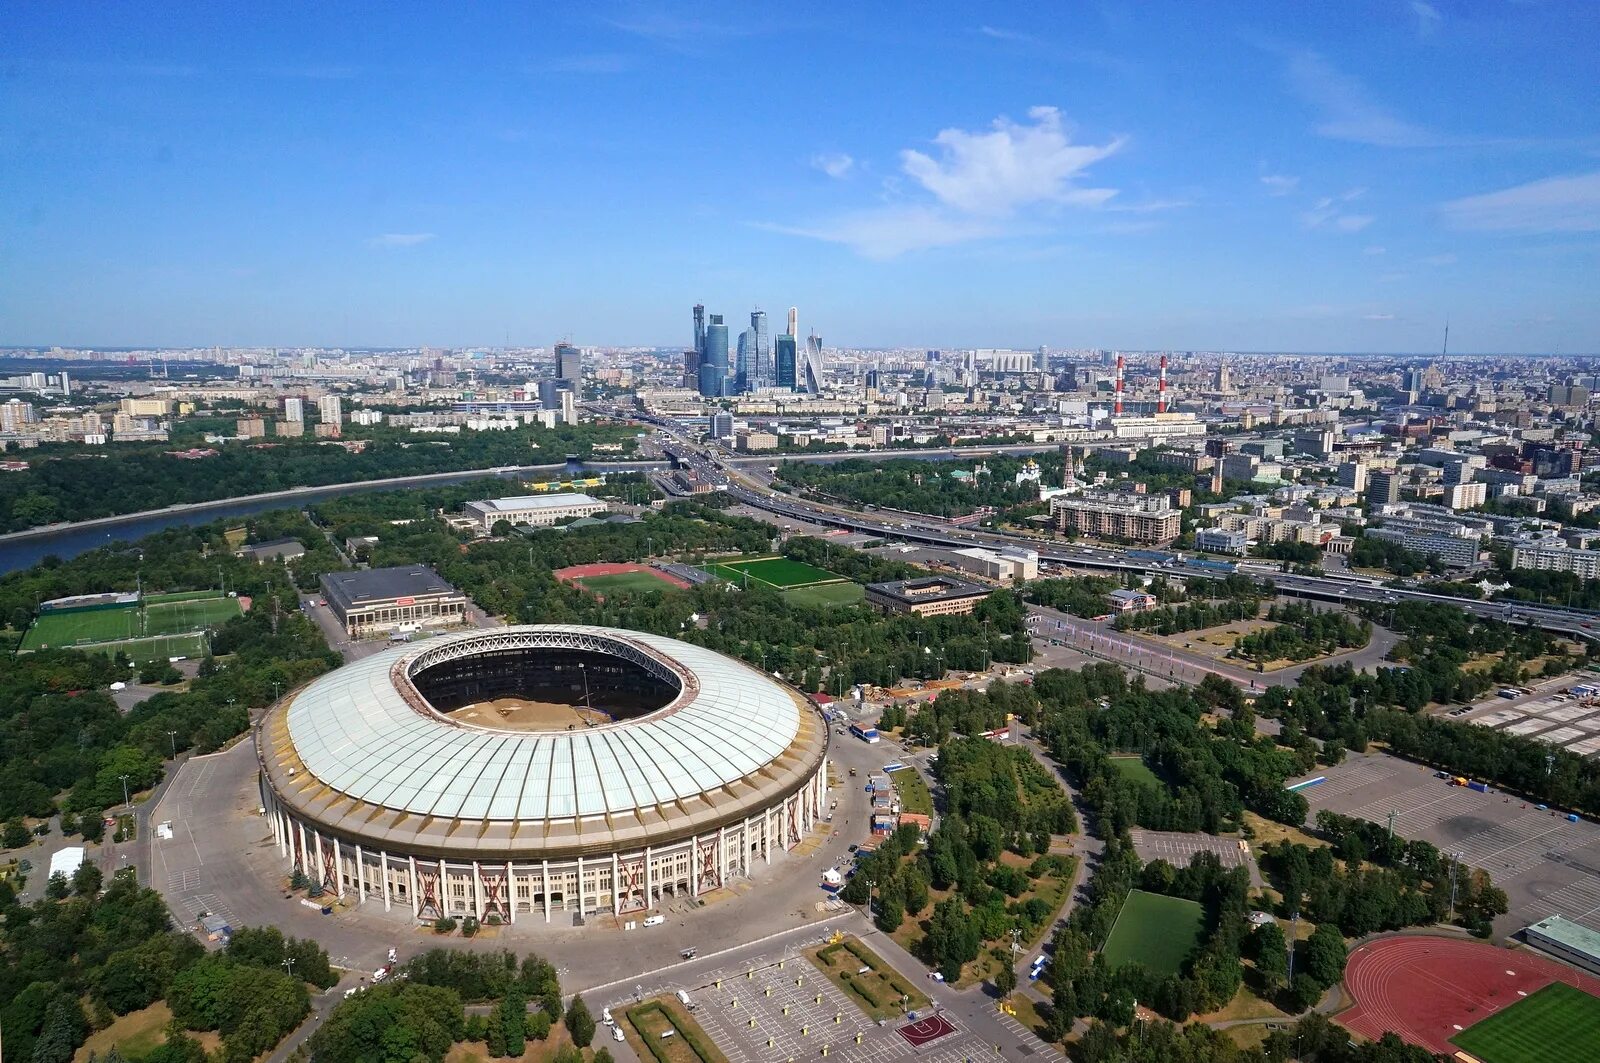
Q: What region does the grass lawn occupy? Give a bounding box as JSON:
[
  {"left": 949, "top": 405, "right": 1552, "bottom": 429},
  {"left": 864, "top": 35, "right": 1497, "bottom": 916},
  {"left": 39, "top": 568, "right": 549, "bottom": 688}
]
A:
[
  {"left": 1109, "top": 755, "right": 1160, "bottom": 788},
  {"left": 706, "top": 555, "right": 843, "bottom": 589},
  {"left": 784, "top": 582, "right": 865, "bottom": 608},
  {"left": 625, "top": 997, "right": 727, "bottom": 1063},
  {"left": 142, "top": 596, "right": 241, "bottom": 634},
  {"left": 92, "top": 632, "right": 211, "bottom": 663},
  {"left": 73, "top": 1003, "right": 220, "bottom": 1063},
  {"left": 577, "top": 570, "right": 676, "bottom": 596},
  {"left": 895, "top": 770, "right": 934, "bottom": 816},
  {"left": 1101, "top": 890, "right": 1205, "bottom": 979},
  {"left": 22, "top": 605, "right": 139, "bottom": 649},
  {"left": 809, "top": 936, "right": 930, "bottom": 1021},
  {"left": 1451, "top": 982, "right": 1600, "bottom": 1063}
]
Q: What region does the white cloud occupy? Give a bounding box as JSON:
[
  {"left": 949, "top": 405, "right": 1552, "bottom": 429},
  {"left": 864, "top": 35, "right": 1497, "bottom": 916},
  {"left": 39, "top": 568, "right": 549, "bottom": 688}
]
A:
[
  {"left": 1440, "top": 172, "right": 1600, "bottom": 233},
  {"left": 979, "top": 26, "right": 1037, "bottom": 43},
  {"left": 1260, "top": 174, "right": 1299, "bottom": 196},
  {"left": 768, "top": 106, "right": 1132, "bottom": 258},
  {"left": 1364, "top": 245, "right": 1387, "bottom": 255},
  {"left": 368, "top": 233, "right": 436, "bottom": 248},
  {"left": 1285, "top": 50, "right": 1450, "bottom": 147},
  {"left": 1411, "top": 1, "right": 1442, "bottom": 37},
  {"left": 1301, "top": 197, "right": 1374, "bottom": 233},
  {"left": 899, "top": 106, "right": 1123, "bottom": 216},
  {"left": 1364, "top": 313, "right": 1396, "bottom": 321},
  {"left": 810, "top": 152, "right": 855, "bottom": 179},
  {"left": 755, "top": 208, "right": 1000, "bottom": 260}
]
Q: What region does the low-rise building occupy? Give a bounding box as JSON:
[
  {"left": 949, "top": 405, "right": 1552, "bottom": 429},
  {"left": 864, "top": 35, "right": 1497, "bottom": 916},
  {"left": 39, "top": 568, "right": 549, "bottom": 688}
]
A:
[
  {"left": 319, "top": 564, "right": 467, "bottom": 636},
  {"left": 1511, "top": 540, "right": 1600, "bottom": 579},
  {"left": 1195, "top": 528, "right": 1248, "bottom": 555},
  {"left": 462, "top": 493, "right": 607, "bottom": 534},
  {"left": 865, "top": 576, "right": 992, "bottom": 617},
  {"left": 948, "top": 546, "right": 1038, "bottom": 582},
  {"left": 1107, "top": 589, "right": 1158, "bottom": 613}
]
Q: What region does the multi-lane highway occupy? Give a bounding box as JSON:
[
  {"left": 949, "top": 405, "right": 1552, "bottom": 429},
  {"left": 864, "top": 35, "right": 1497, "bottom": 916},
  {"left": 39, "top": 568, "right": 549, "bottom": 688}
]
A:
[{"left": 649, "top": 428, "right": 1600, "bottom": 645}]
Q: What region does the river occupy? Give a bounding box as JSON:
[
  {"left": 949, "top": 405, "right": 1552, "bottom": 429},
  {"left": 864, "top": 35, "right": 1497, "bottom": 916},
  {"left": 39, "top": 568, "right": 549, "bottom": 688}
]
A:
[{"left": 0, "top": 460, "right": 666, "bottom": 574}]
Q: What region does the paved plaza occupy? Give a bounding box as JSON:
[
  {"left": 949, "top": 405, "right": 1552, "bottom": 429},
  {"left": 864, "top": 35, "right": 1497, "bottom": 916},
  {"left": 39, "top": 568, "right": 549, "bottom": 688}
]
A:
[
  {"left": 1293, "top": 752, "right": 1600, "bottom": 936},
  {"left": 600, "top": 935, "right": 1016, "bottom": 1063}
]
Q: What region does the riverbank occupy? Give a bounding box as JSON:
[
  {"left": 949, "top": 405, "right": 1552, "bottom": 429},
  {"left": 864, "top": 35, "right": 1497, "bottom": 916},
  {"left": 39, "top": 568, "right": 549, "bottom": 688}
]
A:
[{"left": 0, "top": 459, "right": 669, "bottom": 573}]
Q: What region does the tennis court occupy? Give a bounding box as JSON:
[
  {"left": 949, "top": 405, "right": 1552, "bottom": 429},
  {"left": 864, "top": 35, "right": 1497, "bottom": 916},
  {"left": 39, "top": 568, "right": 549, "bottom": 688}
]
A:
[{"left": 705, "top": 555, "right": 845, "bottom": 589}]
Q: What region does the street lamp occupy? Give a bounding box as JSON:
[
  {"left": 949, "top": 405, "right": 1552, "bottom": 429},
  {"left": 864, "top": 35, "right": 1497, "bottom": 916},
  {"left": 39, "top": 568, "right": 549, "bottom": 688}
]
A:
[
  {"left": 579, "top": 662, "right": 591, "bottom": 709},
  {"left": 166, "top": 730, "right": 179, "bottom": 757},
  {"left": 282, "top": 957, "right": 296, "bottom": 979},
  {"left": 119, "top": 773, "right": 132, "bottom": 810}
]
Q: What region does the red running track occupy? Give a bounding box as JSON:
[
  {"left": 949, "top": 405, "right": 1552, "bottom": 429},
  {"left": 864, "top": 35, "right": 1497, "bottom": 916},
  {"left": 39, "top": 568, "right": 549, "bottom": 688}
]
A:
[
  {"left": 552, "top": 562, "right": 693, "bottom": 592},
  {"left": 1338, "top": 935, "right": 1600, "bottom": 1055}
]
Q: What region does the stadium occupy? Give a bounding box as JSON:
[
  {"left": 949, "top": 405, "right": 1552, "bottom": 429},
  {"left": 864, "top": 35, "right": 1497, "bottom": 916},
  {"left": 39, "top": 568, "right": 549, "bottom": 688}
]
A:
[{"left": 256, "top": 625, "right": 829, "bottom": 925}]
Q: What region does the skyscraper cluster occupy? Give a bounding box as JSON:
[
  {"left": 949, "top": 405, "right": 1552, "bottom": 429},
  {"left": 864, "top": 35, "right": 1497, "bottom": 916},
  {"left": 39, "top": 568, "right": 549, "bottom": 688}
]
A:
[{"left": 690, "top": 303, "right": 818, "bottom": 397}]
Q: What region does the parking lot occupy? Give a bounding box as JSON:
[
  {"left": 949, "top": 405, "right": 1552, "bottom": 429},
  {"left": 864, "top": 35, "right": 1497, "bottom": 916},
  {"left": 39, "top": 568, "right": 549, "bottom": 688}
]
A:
[
  {"left": 1130, "top": 829, "right": 1259, "bottom": 885},
  {"left": 1293, "top": 751, "right": 1600, "bottom": 937},
  {"left": 1456, "top": 684, "right": 1600, "bottom": 758},
  {"left": 603, "top": 939, "right": 992, "bottom": 1063}
]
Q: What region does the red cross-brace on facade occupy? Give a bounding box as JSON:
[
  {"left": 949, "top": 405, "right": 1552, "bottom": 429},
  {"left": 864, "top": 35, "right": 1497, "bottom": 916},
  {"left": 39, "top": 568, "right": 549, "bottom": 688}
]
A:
[
  {"left": 697, "top": 836, "right": 720, "bottom": 892},
  {"left": 320, "top": 843, "right": 338, "bottom": 893},
  {"left": 290, "top": 828, "right": 304, "bottom": 874},
  {"left": 618, "top": 856, "right": 645, "bottom": 912},
  {"left": 787, "top": 800, "right": 800, "bottom": 849},
  {"left": 416, "top": 869, "right": 442, "bottom": 920},
  {"left": 481, "top": 870, "right": 510, "bottom": 921}
]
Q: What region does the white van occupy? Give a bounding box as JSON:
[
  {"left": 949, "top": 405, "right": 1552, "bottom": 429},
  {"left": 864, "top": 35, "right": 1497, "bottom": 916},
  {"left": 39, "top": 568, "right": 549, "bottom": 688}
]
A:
[
  {"left": 642, "top": 915, "right": 665, "bottom": 927},
  {"left": 676, "top": 989, "right": 695, "bottom": 1010},
  {"left": 612, "top": 1026, "right": 625, "bottom": 1043}
]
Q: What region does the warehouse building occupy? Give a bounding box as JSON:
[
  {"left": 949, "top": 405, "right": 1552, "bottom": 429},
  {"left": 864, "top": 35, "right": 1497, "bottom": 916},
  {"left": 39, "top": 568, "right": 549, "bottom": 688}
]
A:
[
  {"left": 1522, "top": 915, "right": 1600, "bottom": 976},
  {"left": 319, "top": 565, "right": 468, "bottom": 637}
]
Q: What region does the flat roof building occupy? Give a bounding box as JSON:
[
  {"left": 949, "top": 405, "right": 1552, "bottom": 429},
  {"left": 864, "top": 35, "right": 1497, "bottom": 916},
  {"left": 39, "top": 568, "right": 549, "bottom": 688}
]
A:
[
  {"left": 865, "top": 576, "right": 992, "bottom": 617},
  {"left": 319, "top": 564, "right": 467, "bottom": 637},
  {"left": 1523, "top": 915, "right": 1600, "bottom": 976},
  {"left": 1051, "top": 490, "right": 1182, "bottom": 545},
  {"left": 462, "top": 493, "right": 606, "bottom": 534}
]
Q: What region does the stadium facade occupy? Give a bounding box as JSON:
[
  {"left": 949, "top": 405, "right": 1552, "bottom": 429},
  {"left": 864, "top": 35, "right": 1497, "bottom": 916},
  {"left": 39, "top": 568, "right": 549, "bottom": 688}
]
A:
[{"left": 257, "top": 625, "right": 829, "bottom": 923}]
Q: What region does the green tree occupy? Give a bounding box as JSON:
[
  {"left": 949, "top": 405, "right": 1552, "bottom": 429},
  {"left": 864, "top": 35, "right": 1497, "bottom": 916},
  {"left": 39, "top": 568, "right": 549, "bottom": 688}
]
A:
[
  {"left": 72, "top": 860, "right": 104, "bottom": 897},
  {"left": 994, "top": 961, "right": 1018, "bottom": 999},
  {"left": 1252, "top": 922, "right": 1288, "bottom": 992},
  {"left": 500, "top": 990, "right": 526, "bottom": 1058},
  {"left": 29, "top": 997, "right": 88, "bottom": 1063},
  {"left": 1302, "top": 923, "right": 1347, "bottom": 989},
  {"left": 564, "top": 995, "right": 595, "bottom": 1048}
]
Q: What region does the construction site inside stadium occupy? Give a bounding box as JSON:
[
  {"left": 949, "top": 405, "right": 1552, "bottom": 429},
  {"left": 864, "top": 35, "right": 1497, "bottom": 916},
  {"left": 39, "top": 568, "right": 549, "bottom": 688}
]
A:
[{"left": 256, "top": 625, "right": 829, "bottom": 925}]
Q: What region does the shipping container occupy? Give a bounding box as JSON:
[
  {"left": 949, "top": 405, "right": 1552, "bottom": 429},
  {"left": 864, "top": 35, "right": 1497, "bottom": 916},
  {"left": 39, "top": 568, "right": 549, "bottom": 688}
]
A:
[{"left": 1467, "top": 780, "right": 1489, "bottom": 793}]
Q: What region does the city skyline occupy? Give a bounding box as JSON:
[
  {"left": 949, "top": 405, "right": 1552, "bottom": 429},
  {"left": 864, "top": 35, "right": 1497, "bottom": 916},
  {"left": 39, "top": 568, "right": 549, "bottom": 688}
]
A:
[{"left": 2, "top": 2, "right": 1598, "bottom": 353}]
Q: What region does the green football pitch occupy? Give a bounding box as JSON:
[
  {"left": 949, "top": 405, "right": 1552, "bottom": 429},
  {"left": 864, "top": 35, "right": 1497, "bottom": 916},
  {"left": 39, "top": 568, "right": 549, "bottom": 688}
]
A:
[
  {"left": 21, "top": 606, "right": 138, "bottom": 649},
  {"left": 22, "top": 591, "right": 239, "bottom": 652},
  {"left": 705, "top": 556, "right": 844, "bottom": 589},
  {"left": 1452, "top": 982, "right": 1600, "bottom": 1063},
  {"left": 783, "top": 583, "right": 865, "bottom": 608},
  {"left": 1109, "top": 755, "right": 1161, "bottom": 788},
  {"left": 576, "top": 571, "right": 677, "bottom": 596},
  {"left": 1100, "top": 890, "right": 1205, "bottom": 979}
]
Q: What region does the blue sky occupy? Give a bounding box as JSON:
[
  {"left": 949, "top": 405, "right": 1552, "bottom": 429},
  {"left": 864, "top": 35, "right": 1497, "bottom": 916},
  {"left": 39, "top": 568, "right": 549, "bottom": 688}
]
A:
[{"left": 2, "top": 1, "right": 1598, "bottom": 353}]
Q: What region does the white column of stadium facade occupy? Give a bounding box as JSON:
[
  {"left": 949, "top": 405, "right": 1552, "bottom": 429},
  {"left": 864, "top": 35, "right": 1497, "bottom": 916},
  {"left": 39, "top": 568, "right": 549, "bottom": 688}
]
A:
[{"left": 260, "top": 755, "right": 829, "bottom": 922}]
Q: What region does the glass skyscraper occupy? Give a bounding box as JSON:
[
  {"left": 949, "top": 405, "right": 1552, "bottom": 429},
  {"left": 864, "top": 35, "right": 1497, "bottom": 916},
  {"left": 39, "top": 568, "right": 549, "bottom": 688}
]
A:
[
  {"left": 775, "top": 334, "right": 797, "bottom": 389},
  {"left": 735, "top": 328, "right": 754, "bottom": 393},
  {"left": 750, "top": 309, "right": 770, "bottom": 388},
  {"left": 698, "top": 315, "right": 729, "bottom": 397}
]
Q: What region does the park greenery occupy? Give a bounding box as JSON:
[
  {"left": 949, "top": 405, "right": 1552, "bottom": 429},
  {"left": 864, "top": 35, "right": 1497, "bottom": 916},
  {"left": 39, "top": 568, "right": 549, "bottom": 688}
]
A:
[
  {"left": 0, "top": 523, "right": 338, "bottom": 824},
  {"left": 1230, "top": 604, "right": 1370, "bottom": 664},
  {"left": 0, "top": 420, "right": 639, "bottom": 532},
  {"left": 1261, "top": 810, "right": 1508, "bottom": 938},
  {"left": 0, "top": 864, "right": 336, "bottom": 1063},
  {"left": 774, "top": 454, "right": 1064, "bottom": 517}
]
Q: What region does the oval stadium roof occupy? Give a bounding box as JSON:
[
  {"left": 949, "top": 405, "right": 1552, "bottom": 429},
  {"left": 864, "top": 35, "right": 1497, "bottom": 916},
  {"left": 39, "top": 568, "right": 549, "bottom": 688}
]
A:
[{"left": 283, "top": 625, "right": 804, "bottom": 824}]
